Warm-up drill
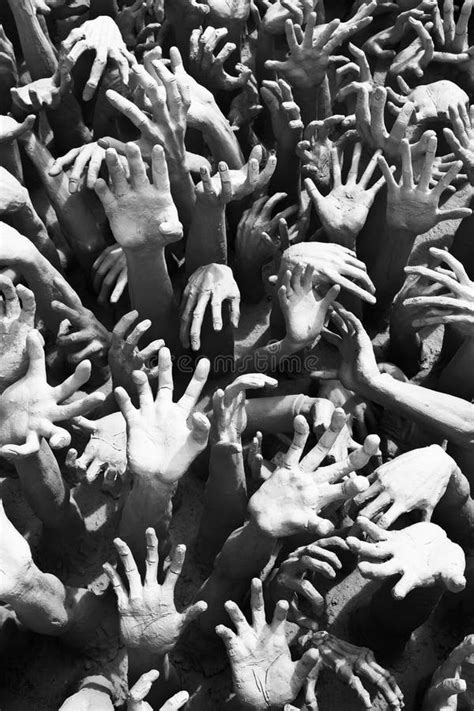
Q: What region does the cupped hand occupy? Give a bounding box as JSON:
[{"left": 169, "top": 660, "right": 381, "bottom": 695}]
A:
[
  {"left": 180, "top": 264, "right": 241, "bottom": 351},
  {"left": 347, "top": 516, "right": 466, "bottom": 599},
  {"left": 216, "top": 578, "right": 320, "bottom": 709},
  {"left": 104, "top": 529, "right": 207, "bottom": 654},
  {"left": 0, "top": 330, "right": 105, "bottom": 458},
  {"left": 115, "top": 348, "right": 210, "bottom": 484}
]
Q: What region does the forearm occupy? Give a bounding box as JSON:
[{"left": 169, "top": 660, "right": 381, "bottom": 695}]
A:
[
  {"left": 368, "top": 227, "right": 416, "bottom": 312},
  {"left": 0, "top": 141, "right": 23, "bottom": 183},
  {"left": 236, "top": 338, "right": 300, "bottom": 375},
  {"left": 186, "top": 200, "right": 227, "bottom": 278},
  {"left": 197, "top": 442, "right": 247, "bottom": 567},
  {"left": 201, "top": 118, "right": 244, "bottom": 170},
  {"left": 166, "top": 152, "right": 196, "bottom": 230},
  {"left": 244, "top": 394, "right": 320, "bottom": 435},
  {"left": 437, "top": 338, "right": 474, "bottom": 400},
  {"left": 7, "top": 0, "right": 57, "bottom": 79},
  {"left": 14, "top": 439, "right": 83, "bottom": 531},
  {"left": 434, "top": 466, "right": 474, "bottom": 547}
]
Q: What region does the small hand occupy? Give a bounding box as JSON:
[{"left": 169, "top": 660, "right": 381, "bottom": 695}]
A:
[
  {"left": 363, "top": 1, "right": 435, "bottom": 59},
  {"left": 49, "top": 142, "right": 110, "bottom": 194},
  {"left": 67, "top": 411, "right": 127, "bottom": 483},
  {"left": 62, "top": 16, "right": 135, "bottom": 100},
  {"left": 0, "top": 330, "right": 104, "bottom": 458},
  {"left": 388, "top": 17, "right": 434, "bottom": 78},
  {"left": 216, "top": 578, "right": 320, "bottom": 709},
  {"left": 0, "top": 277, "right": 36, "bottom": 393},
  {"left": 108, "top": 310, "right": 163, "bottom": 391},
  {"left": 104, "top": 529, "right": 207, "bottom": 654},
  {"left": 92, "top": 244, "right": 128, "bottom": 304},
  {"left": 431, "top": 0, "right": 474, "bottom": 67},
  {"left": 180, "top": 263, "right": 241, "bottom": 350},
  {"left": 128, "top": 670, "right": 189, "bottom": 710},
  {"left": 347, "top": 516, "right": 466, "bottom": 599},
  {"left": 189, "top": 26, "right": 251, "bottom": 91},
  {"left": 213, "top": 374, "right": 278, "bottom": 445},
  {"left": 115, "top": 348, "right": 210, "bottom": 483},
  {"left": 164, "top": 0, "right": 210, "bottom": 32}
]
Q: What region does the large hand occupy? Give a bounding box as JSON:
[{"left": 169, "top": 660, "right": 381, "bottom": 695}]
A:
[
  {"left": 104, "top": 529, "right": 206, "bottom": 654},
  {"left": 180, "top": 263, "right": 240, "bottom": 350},
  {"left": 94, "top": 143, "right": 183, "bottom": 250},
  {"left": 108, "top": 311, "right": 163, "bottom": 391},
  {"left": 0, "top": 330, "right": 104, "bottom": 458},
  {"left": 351, "top": 445, "right": 456, "bottom": 528},
  {"left": 216, "top": 578, "right": 320, "bottom": 709},
  {"left": 305, "top": 143, "right": 386, "bottom": 249},
  {"left": 115, "top": 348, "right": 210, "bottom": 484},
  {"left": 248, "top": 412, "right": 378, "bottom": 537},
  {"left": 279, "top": 263, "right": 340, "bottom": 350},
  {"left": 67, "top": 411, "right": 127, "bottom": 483},
  {"left": 0, "top": 277, "right": 35, "bottom": 392},
  {"left": 62, "top": 16, "right": 135, "bottom": 100},
  {"left": 422, "top": 635, "right": 474, "bottom": 711},
  {"left": 347, "top": 517, "right": 466, "bottom": 599}
]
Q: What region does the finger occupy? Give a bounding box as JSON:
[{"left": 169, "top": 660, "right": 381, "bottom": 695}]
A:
[
  {"left": 250, "top": 577, "right": 266, "bottom": 631},
  {"left": 163, "top": 543, "right": 185, "bottom": 591},
  {"left": 114, "top": 537, "right": 142, "bottom": 598},
  {"left": 283, "top": 414, "right": 309, "bottom": 467},
  {"left": 103, "top": 562, "right": 128, "bottom": 607},
  {"left": 159, "top": 691, "right": 190, "bottom": 711},
  {"left": 53, "top": 360, "right": 92, "bottom": 401},
  {"left": 224, "top": 600, "right": 252, "bottom": 637},
  {"left": 17, "top": 285, "right": 36, "bottom": 326},
  {"left": 270, "top": 599, "right": 289, "bottom": 633},
  {"left": 157, "top": 347, "right": 173, "bottom": 402},
  {"left": 301, "top": 408, "right": 347, "bottom": 472},
  {"left": 177, "top": 358, "right": 210, "bottom": 415},
  {"left": 26, "top": 330, "right": 46, "bottom": 379}
]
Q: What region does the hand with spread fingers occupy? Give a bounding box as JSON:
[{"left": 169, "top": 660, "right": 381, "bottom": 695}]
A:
[
  {"left": 52, "top": 291, "right": 111, "bottom": 369},
  {"left": 66, "top": 411, "right": 127, "bottom": 484},
  {"left": 128, "top": 670, "right": 189, "bottom": 711},
  {"left": 307, "top": 631, "right": 405, "bottom": 710},
  {"left": 189, "top": 26, "right": 251, "bottom": 91},
  {"left": 0, "top": 277, "right": 36, "bottom": 392},
  {"left": 430, "top": 0, "right": 474, "bottom": 69},
  {"left": 108, "top": 311, "right": 163, "bottom": 392},
  {"left": 305, "top": 143, "right": 386, "bottom": 249},
  {"left": 388, "top": 17, "right": 435, "bottom": 78},
  {"left": 62, "top": 16, "right": 135, "bottom": 101},
  {"left": 347, "top": 517, "right": 466, "bottom": 599},
  {"left": 261, "top": 0, "right": 318, "bottom": 35},
  {"left": 351, "top": 445, "right": 456, "bottom": 528},
  {"left": 422, "top": 635, "right": 474, "bottom": 711},
  {"left": 104, "top": 529, "right": 207, "bottom": 654},
  {"left": 248, "top": 412, "right": 378, "bottom": 537},
  {"left": 377, "top": 136, "right": 471, "bottom": 235},
  {"left": 0, "top": 330, "right": 105, "bottom": 459},
  {"left": 443, "top": 104, "right": 474, "bottom": 185},
  {"left": 92, "top": 245, "right": 128, "bottom": 305},
  {"left": 115, "top": 347, "right": 210, "bottom": 484},
  {"left": 404, "top": 247, "right": 474, "bottom": 335},
  {"left": 48, "top": 142, "right": 111, "bottom": 194},
  {"left": 179, "top": 264, "right": 241, "bottom": 351},
  {"left": 216, "top": 577, "right": 320, "bottom": 710},
  {"left": 278, "top": 263, "right": 340, "bottom": 350},
  {"left": 363, "top": 1, "right": 435, "bottom": 59}
]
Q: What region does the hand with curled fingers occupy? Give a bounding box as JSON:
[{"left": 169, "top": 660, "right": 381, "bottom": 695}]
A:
[
  {"left": 350, "top": 445, "right": 456, "bottom": 529},
  {"left": 0, "top": 114, "right": 35, "bottom": 145},
  {"left": 48, "top": 142, "right": 113, "bottom": 194},
  {"left": 213, "top": 374, "right": 278, "bottom": 445},
  {"left": 94, "top": 143, "right": 183, "bottom": 250},
  {"left": 261, "top": 0, "right": 318, "bottom": 35},
  {"left": 278, "top": 263, "right": 340, "bottom": 350},
  {"left": 296, "top": 116, "right": 350, "bottom": 190},
  {"left": 164, "top": 0, "right": 210, "bottom": 32},
  {"left": 216, "top": 577, "right": 320, "bottom": 710},
  {"left": 264, "top": 5, "right": 376, "bottom": 88},
  {"left": 11, "top": 62, "right": 72, "bottom": 115},
  {"left": 347, "top": 517, "right": 466, "bottom": 600},
  {"left": 362, "top": 1, "right": 435, "bottom": 59},
  {"left": 430, "top": 0, "right": 474, "bottom": 69},
  {"left": 104, "top": 529, "right": 207, "bottom": 654},
  {"left": 66, "top": 411, "right": 127, "bottom": 484},
  {"left": 189, "top": 26, "right": 251, "bottom": 91},
  {"left": 196, "top": 145, "right": 276, "bottom": 207},
  {"left": 307, "top": 631, "right": 405, "bottom": 710},
  {"left": 443, "top": 104, "right": 474, "bottom": 185},
  {"left": 388, "top": 17, "right": 434, "bottom": 78},
  {"left": 108, "top": 311, "right": 163, "bottom": 392},
  {"left": 92, "top": 244, "right": 128, "bottom": 305},
  {"left": 179, "top": 264, "right": 240, "bottom": 351},
  {"left": 115, "top": 347, "right": 210, "bottom": 484},
  {"left": 52, "top": 292, "right": 111, "bottom": 370},
  {"left": 404, "top": 247, "right": 474, "bottom": 335},
  {"left": 0, "top": 277, "right": 36, "bottom": 393},
  {"left": 422, "top": 635, "right": 474, "bottom": 711},
  {"left": 277, "top": 242, "right": 376, "bottom": 305},
  {"left": 0, "top": 330, "right": 104, "bottom": 459},
  {"left": 248, "top": 412, "right": 379, "bottom": 537},
  {"left": 269, "top": 536, "right": 348, "bottom": 629},
  {"left": 305, "top": 143, "right": 386, "bottom": 250},
  {"left": 62, "top": 16, "right": 135, "bottom": 101},
  {"left": 127, "top": 669, "right": 189, "bottom": 711},
  {"left": 261, "top": 79, "right": 303, "bottom": 148},
  {"left": 377, "top": 136, "right": 472, "bottom": 235},
  {"left": 228, "top": 74, "right": 263, "bottom": 130}
]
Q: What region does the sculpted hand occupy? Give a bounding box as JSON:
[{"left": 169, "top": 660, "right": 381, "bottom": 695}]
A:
[
  {"left": 0, "top": 115, "right": 35, "bottom": 144},
  {"left": 109, "top": 311, "right": 163, "bottom": 391},
  {"left": 62, "top": 16, "right": 135, "bottom": 100},
  {"left": 180, "top": 264, "right": 240, "bottom": 350},
  {"left": 305, "top": 143, "right": 385, "bottom": 249},
  {"left": 67, "top": 411, "right": 127, "bottom": 483},
  {"left": 443, "top": 104, "right": 474, "bottom": 185},
  {"left": 189, "top": 26, "right": 251, "bottom": 91},
  {"left": 389, "top": 17, "right": 434, "bottom": 78},
  {"left": 196, "top": 145, "right": 276, "bottom": 207},
  {"left": 279, "top": 263, "right": 340, "bottom": 350},
  {"left": 104, "top": 529, "right": 207, "bottom": 654},
  {"left": 49, "top": 142, "right": 110, "bottom": 194},
  {"left": 270, "top": 537, "right": 347, "bottom": 628},
  {"left": 228, "top": 74, "right": 263, "bottom": 129},
  {"left": 216, "top": 578, "right": 320, "bottom": 710},
  {"left": 0, "top": 277, "right": 35, "bottom": 392},
  {"left": 307, "top": 631, "right": 404, "bottom": 710},
  {"left": 11, "top": 61, "right": 71, "bottom": 114},
  {"left": 362, "top": 1, "right": 434, "bottom": 58},
  {"left": 431, "top": 0, "right": 474, "bottom": 68},
  {"left": 351, "top": 445, "right": 455, "bottom": 528},
  {"left": 0, "top": 330, "right": 104, "bottom": 458},
  {"left": 213, "top": 374, "right": 278, "bottom": 445},
  {"left": 249, "top": 413, "right": 377, "bottom": 537},
  {"left": 278, "top": 242, "right": 376, "bottom": 304},
  {"left": 296, "top": 116, "right": 349, "bottom": 190},
  {"left": 262, "top": 0, "right": 318, "bottom": 35},
  {"left": 261, "top": 79, "right": 303, "bottom": 148},
  {"left": 404, "top": 247, "right": 474, "bottom": 334},
  {"left": 128, "top": 670, "right": 189, "bottom": 711},
  {"left": 92, "top": 245, "right": 128, "bottom": 304},
  {"left": 94, "top": 143, "right": 183, "bottom": 249},
  {"left": 347, "top": 517, "right": 466, "bottom": 599},
  {"left": 115, "top": 348, "right": 210, "bottom": 484},
  {"left": 422, "top": 635, "right": 474, "bottom": 711},
  {"left": 377, "top": 136, "right": 471, "bottom": 234}
]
